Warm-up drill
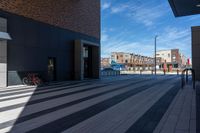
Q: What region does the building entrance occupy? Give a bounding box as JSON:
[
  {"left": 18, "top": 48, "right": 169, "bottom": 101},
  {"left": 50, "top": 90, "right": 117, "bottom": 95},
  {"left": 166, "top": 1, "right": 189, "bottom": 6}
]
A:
[
  {"left": 74, "top": 40, "right": 100, "bottom": 80},
  {"left": 83, "top": 45, "right": 92, "bottom": 78},
  {"left": 48, "top": 57, "right": 56, "bottom": 81}
]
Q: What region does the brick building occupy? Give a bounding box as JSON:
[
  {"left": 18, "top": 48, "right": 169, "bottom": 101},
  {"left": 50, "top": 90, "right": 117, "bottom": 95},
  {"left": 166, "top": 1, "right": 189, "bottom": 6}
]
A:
[
  {"left": 156, "top": 49, "right": 187, "bottom": 69},
  {"left": 111, "top": 52, "right": 154, "bottom": 70},
  {"left": 0, "top": 0, "right": 100, "bottom": 87}
]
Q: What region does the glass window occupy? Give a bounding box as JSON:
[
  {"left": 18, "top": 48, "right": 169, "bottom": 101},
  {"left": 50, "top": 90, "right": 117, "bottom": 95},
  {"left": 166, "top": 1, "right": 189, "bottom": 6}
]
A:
[{"left": 83, "top": 46, "right": 88, "bottom": 58}]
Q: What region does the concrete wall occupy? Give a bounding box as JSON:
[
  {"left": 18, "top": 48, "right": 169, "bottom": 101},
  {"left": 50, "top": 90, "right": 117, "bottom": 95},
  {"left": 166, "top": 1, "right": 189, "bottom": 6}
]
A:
[
  {"left": 0, "top": 0, "right": 100, "bottom": 39},
  {"left": 0, "top": 17, "right": 7, "bottom": 87},
  {"left": 0, "top": 10, "right": 100, "bottom": 86},
  {"left": 192, "top": 26, "right": 200, "bottom": 81}
]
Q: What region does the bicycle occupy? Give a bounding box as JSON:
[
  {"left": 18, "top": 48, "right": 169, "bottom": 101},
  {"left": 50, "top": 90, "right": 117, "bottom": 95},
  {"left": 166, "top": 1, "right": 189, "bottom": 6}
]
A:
[{"left": 23, "top": 73, "right": 42, "bottom": 86}]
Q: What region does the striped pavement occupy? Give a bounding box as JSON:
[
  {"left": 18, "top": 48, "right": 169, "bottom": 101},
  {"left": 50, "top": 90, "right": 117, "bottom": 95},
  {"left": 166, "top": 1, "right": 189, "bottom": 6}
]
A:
[{"left": 0, "top": 75, "right": 195, "bottom": 133}]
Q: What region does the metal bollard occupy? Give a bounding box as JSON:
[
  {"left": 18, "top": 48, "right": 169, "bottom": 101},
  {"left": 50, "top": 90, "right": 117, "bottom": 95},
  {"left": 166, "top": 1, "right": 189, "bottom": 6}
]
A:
[
  {"left": 186, "top": 70, "right": 188, "bottom": 83},
  {"left": 177, "top": 69, "right": 179, "bottom": 75},
  {"left": 192, "top": 69, "right": 195, "bottom": 89},
  {"left": 181, "top": 70, "right": 185, "bottom": 89}
]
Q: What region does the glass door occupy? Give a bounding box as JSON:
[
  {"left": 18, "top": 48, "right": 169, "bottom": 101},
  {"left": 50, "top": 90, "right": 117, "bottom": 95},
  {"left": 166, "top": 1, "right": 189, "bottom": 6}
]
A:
[{"left": 48, "top": 57, "right": 56, "bottom": 81}]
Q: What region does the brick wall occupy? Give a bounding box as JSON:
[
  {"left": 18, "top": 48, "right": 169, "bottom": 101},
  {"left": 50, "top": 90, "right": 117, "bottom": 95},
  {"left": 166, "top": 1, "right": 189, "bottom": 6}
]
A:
[{"left": 0, "top": 0, "right": 100, "bottom": 39}]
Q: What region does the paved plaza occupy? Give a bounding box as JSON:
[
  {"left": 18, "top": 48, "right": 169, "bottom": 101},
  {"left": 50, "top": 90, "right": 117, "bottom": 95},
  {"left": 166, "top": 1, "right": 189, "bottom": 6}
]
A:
[{"left": 0, "top": 75, "right": 199, "bottom": 133}]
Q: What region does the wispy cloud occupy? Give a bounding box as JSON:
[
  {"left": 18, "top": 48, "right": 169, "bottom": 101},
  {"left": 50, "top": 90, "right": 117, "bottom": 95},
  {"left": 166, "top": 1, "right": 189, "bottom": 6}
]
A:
[
  {"left": 102, "top": 2, "right": 111, "bottom": 10},
  {"left": 101, "top": 26, "right": 191, "bottom": 58},
  {"left": 110, "top": 4, "right": 128, "bottom": 14},
  {"left": 107, "top": 1, "right": 169, "bottom": 26},
  {"left": 157, "top": 27, "right": 191, "bottom": 57},
  {"left": 101, "top": 31, "right": 109, "bottom": 42},
  {"left": 101, "top": 30, "right": 154, "bottom": 57},
  {"left": 128, "top": 2, "right": 170, "bottom": 26},
  {"left": 101, "top": 0, "right": 194, "bottom": 59}
]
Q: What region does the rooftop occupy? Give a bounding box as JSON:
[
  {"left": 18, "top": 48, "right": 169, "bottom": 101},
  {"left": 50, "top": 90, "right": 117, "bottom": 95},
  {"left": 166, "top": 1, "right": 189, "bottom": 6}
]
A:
[{"left": 169, "top": 0, "right": 200, "bottom": 17}]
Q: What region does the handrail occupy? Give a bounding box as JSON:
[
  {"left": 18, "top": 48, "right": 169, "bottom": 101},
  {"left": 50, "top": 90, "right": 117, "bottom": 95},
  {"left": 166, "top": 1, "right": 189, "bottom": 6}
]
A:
[{"left": 181, "top": 68, "right": 195, "bottom": 89}]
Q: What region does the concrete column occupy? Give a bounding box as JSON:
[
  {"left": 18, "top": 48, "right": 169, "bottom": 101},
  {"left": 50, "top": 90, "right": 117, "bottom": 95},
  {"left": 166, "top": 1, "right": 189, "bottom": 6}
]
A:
[
  {"left": 92, "top": 46, "right": 100, "bottom": 78},
  {"left": 192, "top": 26, "right": 200, "bottom": 81},
  {"left": 0, "top": 17, "right": 7, "bottom": 87},
  {"left": 74, "top": 40, "right": 83, "bottom": 80}
]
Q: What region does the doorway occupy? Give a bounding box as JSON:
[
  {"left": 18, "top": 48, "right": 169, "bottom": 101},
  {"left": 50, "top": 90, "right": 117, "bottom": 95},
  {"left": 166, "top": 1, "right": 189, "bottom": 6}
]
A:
[
  {"left": 48, "top": 57, "right": 56, "bottom": 81},
  {"left": 83, "top": 45, "right": 92, "bottom": 78},
  {"left": 74, "top": 40, "right": 100, "bottom": 80}
]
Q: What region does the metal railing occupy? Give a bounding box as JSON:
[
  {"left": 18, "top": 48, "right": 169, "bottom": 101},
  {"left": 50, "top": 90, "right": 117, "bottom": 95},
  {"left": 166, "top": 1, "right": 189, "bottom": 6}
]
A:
[
  {"left": 101, "top": 70, "right": 121, "bottom": 76},
  {"left": 181, "top": 68, "right": 195, "bottom": 89}
]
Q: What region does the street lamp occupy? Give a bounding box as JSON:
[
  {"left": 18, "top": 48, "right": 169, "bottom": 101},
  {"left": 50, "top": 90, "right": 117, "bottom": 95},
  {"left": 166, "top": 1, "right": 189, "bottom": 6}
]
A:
[
  {"left": 155, "top": 35, "right": 158, "bottom": 75},
  {"left": 130, "top": 53, "right": 133, "bottom": 69}
]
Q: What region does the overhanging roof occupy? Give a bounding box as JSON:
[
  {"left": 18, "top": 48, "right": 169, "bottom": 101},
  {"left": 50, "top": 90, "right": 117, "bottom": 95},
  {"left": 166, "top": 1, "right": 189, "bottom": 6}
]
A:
[
  {"left": 0, "top": 31, "right": 11, "bottom": 41},
  {"left": 169, "top": 0, "right": 200, "bottom": 17}
]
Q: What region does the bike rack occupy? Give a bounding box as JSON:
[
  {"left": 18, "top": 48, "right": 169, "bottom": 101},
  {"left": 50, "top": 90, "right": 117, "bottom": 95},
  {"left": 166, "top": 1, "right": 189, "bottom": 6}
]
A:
[{"left": 181, "top": 68, "right": 195, "bottom": 89}]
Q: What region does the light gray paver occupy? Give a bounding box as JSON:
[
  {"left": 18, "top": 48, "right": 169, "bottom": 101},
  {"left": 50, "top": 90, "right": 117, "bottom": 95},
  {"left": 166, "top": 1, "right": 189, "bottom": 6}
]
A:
[
  {"left": 154, "top": 84, "right": 196, "bottom": 133},
  {"left": 63, "top": 81, "right": 177, "bottom": 133},
  {"left": 0, "top": 75, "right": 196, "bottom": 133}
]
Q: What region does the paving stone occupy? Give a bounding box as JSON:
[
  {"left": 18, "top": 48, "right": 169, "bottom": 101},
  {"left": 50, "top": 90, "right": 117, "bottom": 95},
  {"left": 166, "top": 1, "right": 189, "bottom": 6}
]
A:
[{"left": 175, "top": 129, "right": 189, "bottom": 133}]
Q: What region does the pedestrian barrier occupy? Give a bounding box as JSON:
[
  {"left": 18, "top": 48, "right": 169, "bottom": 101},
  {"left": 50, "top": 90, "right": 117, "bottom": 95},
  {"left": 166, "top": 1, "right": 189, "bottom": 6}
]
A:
[{"left": 101, "top": 70, "right": 121, "bottom": 76}]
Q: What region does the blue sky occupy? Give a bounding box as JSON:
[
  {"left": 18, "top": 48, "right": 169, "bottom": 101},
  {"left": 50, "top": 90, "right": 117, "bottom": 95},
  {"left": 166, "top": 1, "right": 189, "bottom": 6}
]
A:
[{"left": 101, "top": 0, "right": 200, "bottom": 58}]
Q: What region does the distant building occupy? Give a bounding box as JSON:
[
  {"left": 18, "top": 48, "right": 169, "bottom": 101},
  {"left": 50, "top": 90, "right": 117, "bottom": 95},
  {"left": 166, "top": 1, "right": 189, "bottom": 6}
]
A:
[
  {"left": 111, "top": 52, "right": 154, "bottom": 70},
  {"left": 156, "top": 49, "right": 187, "bottom": 69},
  {"left": 180, "top": 53, "right": 188, "bottom": 67}
]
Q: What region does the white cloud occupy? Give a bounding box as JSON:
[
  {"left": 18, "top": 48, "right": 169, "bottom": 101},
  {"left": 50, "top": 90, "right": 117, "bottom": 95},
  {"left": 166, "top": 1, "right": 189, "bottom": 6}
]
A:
[
  {"left": 127, "top": 3, "right": 170, "bottom": 26},
  {"left": 101, "top": 31, "right": 154, "bottom": 57},
  {"left": 111, "top": 4, "right": 129, "bottom": 14},
  {"left": 108, "top": 1, "right": 169, "bottom": 26},
  {"left": 102, "top": 2, "right": 111, "bottom": 10}
]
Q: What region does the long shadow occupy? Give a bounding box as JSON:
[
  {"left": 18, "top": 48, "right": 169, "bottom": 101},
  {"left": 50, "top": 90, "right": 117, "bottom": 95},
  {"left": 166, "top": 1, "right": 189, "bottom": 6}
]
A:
[{"left": 0, "top": 75, "right": 179, "bottom": 133}]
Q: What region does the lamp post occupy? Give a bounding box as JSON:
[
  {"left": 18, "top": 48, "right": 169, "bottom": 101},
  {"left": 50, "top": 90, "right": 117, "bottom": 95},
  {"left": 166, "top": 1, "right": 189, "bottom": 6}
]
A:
[
  {"left": 130, "top": 53, "right": 133, "bottom": 70},
  {"left": 155, "top": 35, "right": 158, "bottom": 75}
]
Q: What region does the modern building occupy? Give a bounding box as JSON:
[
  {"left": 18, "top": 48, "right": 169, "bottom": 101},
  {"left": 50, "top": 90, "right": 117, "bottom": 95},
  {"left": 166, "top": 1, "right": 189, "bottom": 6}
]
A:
[
  {"left": 156, "top": 49, "right": 186, "bottom": 69},
  {"left": 111, "top": 52, "right": 154, "bottom": 70},
  {"left": 168, "top": 0, "right": 200, "bottom": 80},
  {"left": 192, "top": 26, "right": 200, "bottom": 80},
  {"left": 0, "top": 0, "right": 100, "bottom": 87}
]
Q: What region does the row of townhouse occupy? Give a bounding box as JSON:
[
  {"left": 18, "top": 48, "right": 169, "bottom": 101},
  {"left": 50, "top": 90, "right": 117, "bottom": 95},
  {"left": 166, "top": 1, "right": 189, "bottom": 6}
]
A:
[{"left": 111, "top": 52, "right": 154, "bottom": 68}]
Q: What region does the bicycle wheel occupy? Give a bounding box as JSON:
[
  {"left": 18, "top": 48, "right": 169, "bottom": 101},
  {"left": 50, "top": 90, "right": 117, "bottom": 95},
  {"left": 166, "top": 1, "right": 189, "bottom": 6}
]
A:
[
  {"left": 34, "top": 77, "right": 42, "bottom": 86},
  {"left": 22, "top": 77, "right": 30, "bottom": 85}
]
